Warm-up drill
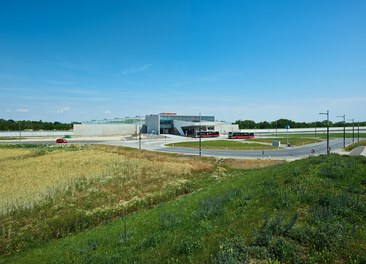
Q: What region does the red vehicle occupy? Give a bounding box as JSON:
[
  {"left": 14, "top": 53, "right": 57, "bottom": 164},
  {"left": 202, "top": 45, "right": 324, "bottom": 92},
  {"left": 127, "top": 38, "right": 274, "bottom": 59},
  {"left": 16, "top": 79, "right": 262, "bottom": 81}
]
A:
[
  {"left": 56, "top": 138, "right": 68, "bottom": 143},
  {"left": 195, "top": 131, "right": 220, "bottom": 138},
  {"left": 228, "top": 132, "right": 255, "bottom": 139}
]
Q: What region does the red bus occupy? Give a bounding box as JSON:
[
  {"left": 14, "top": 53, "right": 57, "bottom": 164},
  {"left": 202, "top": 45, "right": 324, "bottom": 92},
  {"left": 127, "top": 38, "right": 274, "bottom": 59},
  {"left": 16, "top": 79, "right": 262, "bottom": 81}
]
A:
[
  {"left": 228, "top": 132, "right": 255, "bottom": 139},
  {"left": 195, "top": 131, "right": 220, "bottom": 138}
]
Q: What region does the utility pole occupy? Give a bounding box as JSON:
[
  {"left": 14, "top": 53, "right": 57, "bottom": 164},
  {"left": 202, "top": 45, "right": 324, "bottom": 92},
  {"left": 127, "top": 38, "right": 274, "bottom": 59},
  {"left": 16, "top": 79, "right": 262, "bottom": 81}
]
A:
[
  {"left": 337, "top": 114, "right": 346, "bottom": 148},
  {"left": 319, "top": 110, "right": 330, "bottom": 154},
  {"left": 358, "top": 121, "right": 360, "bottom": 142}
]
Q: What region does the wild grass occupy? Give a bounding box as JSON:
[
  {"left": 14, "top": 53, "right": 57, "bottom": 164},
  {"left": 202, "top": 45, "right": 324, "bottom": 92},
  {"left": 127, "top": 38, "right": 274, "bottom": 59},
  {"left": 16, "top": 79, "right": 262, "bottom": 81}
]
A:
[
  {"left": 166, "top": 140, "right": 277, "bottom": 150},
  {"left": 2, "top": 145, "right": 365, "bottom": 263},
  {"left": 345, "top": 140, "right": 366, "bottom": 151},
  {"left": 4, "top": 154, "right": 366, "bottom": 263},
  {"left": 0, "top": 144, "right": 281, "bottom": 258}
]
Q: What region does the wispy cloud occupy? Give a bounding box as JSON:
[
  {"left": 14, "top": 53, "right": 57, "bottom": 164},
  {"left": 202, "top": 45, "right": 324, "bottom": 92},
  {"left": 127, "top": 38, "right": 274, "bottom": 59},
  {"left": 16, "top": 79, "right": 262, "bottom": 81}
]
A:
[
  {"left": 196, "top": 71, "right": 241, "bottom": 82},
  {"left": 16, "top": 108, "right": 29, "bottom": 113},
  {"left": 104, "top": 110, "right": 112, "bottom": 115},
  {"left": 57, "top": 106, "right": 71, "bottom": 113},
  {"left": 44, "top": 79, "right": 75, "bottom": 86},
  {"left": 121, "top": 64, "right": 153, "bottom": 75}
]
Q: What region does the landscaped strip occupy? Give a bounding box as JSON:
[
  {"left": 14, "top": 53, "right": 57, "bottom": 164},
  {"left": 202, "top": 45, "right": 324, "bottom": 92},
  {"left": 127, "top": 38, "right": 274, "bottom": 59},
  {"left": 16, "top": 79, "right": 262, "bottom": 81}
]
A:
[{"left": 166, "top": 140, "right": 277, "bottom": 150}]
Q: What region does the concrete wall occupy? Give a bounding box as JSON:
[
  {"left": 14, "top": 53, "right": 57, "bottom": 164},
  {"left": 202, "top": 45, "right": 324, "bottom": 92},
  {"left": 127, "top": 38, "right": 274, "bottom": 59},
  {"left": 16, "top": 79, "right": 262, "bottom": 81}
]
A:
[
  {"left": 240, "top": 126, "right": 366, "bottom": 136},
  {"left": 73, "top": 124, "right": 137, "bottom": 136},
  {"left": 0, "top": 131, "right": 73, "bottom": 137},
  {"left": 214, "top": 124, "right": 239, "bottom": 134},
  {"left": 145, "top": 115, "right": 160, "bottom": 134}
]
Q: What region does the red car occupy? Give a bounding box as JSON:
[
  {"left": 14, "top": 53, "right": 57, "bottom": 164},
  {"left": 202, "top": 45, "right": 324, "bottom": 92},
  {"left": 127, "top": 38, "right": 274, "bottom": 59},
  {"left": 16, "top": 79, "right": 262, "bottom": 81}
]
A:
[{"left": 56, "top": 138, "right": 68, "bottom": 143}]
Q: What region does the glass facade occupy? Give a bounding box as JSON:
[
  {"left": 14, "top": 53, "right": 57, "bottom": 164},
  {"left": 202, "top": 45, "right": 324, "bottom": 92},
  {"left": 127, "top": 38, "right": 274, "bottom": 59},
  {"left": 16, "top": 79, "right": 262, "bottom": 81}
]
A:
[{"left": 159, "top": 114, "right": 215, "bottom": 134}]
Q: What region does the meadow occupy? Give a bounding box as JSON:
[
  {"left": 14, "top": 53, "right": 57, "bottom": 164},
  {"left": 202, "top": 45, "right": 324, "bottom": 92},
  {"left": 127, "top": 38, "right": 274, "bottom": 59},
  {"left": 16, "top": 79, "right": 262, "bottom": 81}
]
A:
[
  {"left": 1, "top": 144, "right": 365, "bottom": 263},
  {"left": 0, "top": 144, "right": 280, "bottom": 259}
]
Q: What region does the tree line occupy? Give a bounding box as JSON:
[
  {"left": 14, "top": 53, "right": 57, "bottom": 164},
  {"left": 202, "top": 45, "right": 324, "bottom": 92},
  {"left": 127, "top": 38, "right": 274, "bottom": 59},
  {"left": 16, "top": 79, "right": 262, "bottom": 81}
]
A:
[
  {"left": 0, "top": 119, "right": 79, "bottom": 131},
  {"left": 233, "top": 118, "right": 366, "bottom": 130}
]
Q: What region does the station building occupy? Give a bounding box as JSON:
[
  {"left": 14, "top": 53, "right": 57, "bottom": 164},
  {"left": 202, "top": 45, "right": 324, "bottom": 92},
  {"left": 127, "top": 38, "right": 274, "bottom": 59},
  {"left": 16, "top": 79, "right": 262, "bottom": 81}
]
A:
[
  {"left": 73, "top": 113, "right": 238, "bottom": 137},
  {"left": 145, "top": 113, "right": 238, "bottom": 136}
]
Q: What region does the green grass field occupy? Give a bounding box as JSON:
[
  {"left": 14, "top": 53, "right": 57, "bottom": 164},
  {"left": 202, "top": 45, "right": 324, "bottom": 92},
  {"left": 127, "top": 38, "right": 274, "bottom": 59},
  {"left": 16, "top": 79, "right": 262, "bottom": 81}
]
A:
[
  {"left": 4, "top": 154, "right": 366, "bottom": 263},
  {"left": 1, "top": 145, "right": 366, "bottom": 263},
  {"left": 166, "top": 140, "right": 277, "bottom": 150},
  {"left": 248, "top": 137, "right": 322, "bottom": 146}
]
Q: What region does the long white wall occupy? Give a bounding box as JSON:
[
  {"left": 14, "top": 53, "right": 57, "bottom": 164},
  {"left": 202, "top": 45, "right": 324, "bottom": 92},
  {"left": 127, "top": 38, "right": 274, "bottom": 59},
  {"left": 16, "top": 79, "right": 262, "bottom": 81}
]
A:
[
  {"left": 73, "top": 124, "right": 137, "bottom": 136},
  {"left": 0, "top": 131, "right": 73, "bottom": 137},
  {"left": 241, "top": 126, "right": 366, "bottom": 135}
]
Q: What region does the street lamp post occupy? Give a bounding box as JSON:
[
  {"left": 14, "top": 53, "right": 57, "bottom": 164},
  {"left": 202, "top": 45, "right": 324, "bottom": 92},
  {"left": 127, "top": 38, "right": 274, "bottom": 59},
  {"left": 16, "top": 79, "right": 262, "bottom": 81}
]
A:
[
  {"left": 199, "top": 113, "right": 202, "bottom": 157},
  {"left": 138, "top": 125, "right": 142, "bottom": 150},
  {"left": 337, "top": 114, "right": 346, "bottom": 148},
  {"left": 319, "top": 110, "right": 330, "bottom": 154},
  {"left": 275, "top": 120, "right": 278, "bottom": 137},
  {"left": 18, "top": 121, "right": 21, "bottom": 141},
  {"left": 314, "top": 121, "right": 317, "bottom": 143},
  {"left": 357, "top": 121, "right": 360, "bottom": 142},
  {"left": 348, "top": 118, "right": 355, "bottom": 144}
]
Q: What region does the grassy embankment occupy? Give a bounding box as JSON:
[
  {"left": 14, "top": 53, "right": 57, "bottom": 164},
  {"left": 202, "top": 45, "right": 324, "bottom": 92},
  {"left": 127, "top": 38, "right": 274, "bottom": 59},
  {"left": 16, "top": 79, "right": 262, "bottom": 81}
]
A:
[
  {"left": 4, "top": 152, "right": 366, "bottom": 263},
  {"left": 1, "top": 145, "right": 366, "bottom": 263},
  {"left": 0, "top": 144, "right": 281, "bottom": 261},
  {"left": 166, "top": 140, "right": 277, "bottom": 150},
  {"left": 248, "top": 137, "right": 322, "bottom": 146}
]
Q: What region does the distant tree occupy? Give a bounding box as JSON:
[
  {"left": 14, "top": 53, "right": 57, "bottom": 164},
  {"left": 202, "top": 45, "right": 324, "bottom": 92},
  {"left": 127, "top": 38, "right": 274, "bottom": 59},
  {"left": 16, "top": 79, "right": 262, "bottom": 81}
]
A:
[
  {"left": 258, "top": 121, "right": 270, "bottom": 129},
  {"left": 232, "top": 118, "right": 359, "bottom": 129},
  {"left": 0, "top": 119, "right": 73, "bottom": 131},
  {"left": 234, "top": 120, "right": 257, "bottom": 129}
]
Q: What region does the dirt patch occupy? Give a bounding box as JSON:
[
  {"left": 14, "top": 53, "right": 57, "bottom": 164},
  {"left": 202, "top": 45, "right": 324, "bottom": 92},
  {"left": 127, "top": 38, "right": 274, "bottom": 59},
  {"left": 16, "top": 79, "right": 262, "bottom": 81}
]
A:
[{"left": 222, "top": 158, "right": 285, "bottom": 169}]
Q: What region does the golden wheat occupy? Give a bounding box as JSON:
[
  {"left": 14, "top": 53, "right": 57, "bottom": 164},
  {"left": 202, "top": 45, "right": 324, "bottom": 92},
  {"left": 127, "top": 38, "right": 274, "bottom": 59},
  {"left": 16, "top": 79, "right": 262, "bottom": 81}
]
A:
[{"left": 0, "top": 146, "right": 208, "bottom": 215}]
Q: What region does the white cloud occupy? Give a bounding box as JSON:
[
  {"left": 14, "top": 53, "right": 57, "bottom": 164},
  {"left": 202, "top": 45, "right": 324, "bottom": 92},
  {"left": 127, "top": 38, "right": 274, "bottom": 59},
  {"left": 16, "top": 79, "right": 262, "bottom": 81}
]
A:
[
  {"left": 16, "top": 108, "right": 29, "bottom": 112},
  {"left": 57, "top": 106, "right": 71, "bottom": 113},
  {"left": 122, "top": 64, "right": 153, "bottom": 75},
  {"left": 104, "top": 110, "right": 112, "bottom": 114}
]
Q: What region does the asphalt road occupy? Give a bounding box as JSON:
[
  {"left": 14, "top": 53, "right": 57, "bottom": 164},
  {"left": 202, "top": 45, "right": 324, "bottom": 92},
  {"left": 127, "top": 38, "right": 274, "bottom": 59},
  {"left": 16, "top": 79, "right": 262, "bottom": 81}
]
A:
[
  {"left": 154, "top": 138, "right": 353, "bottom": 159},
  {"left": 0, "top": 136, "right": 355, "bottom": 160},
  {"left": 101, "top": 136, "right": 354, "bottom": 160}
]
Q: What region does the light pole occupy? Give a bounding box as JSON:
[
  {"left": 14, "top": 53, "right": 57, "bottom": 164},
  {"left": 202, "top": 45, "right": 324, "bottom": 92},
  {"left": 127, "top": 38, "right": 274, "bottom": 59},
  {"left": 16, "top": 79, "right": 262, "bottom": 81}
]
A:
[
  {"left": 199, "top": 113, "right": 202, "bottom": 157},
  {"left": 314, "top": 121, "right": 317, "bottom": 143},
  {"left": 337, "top": 114, "right": 346, "bottom": 148},
  {"left": 348, "top": 118, "right": 355, "bottom": 144},
  {"left": 319, "top": 110, "right": 330, "bottom": 154},
  {"left": 18, "top": 121, "right": 21, "bottom": 141},
  {"left": 138, "top": 124, "right": 142, "bottom": 150},
  {"left": 275, "top": 120, "right": 278, "bottom": 137}
]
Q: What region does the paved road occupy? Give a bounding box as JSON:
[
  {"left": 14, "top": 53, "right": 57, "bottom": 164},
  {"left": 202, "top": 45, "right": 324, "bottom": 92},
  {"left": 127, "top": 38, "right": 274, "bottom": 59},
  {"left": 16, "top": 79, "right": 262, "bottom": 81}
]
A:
[
  {"left": 0, "top": 136, "right": 355, "bottom": 160},
  {"left": 156, "top": 138, "right": 352, "bottom": 159},
  {"left": 101, "top": 136, "right": 354, "bottom": 160}
]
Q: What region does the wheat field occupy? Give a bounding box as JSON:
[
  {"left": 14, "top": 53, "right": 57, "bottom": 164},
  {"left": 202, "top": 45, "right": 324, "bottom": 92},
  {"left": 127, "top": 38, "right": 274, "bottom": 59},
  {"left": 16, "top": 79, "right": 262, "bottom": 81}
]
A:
[{"left": 0, "top": 145, "right": 212, "bottom": 215}]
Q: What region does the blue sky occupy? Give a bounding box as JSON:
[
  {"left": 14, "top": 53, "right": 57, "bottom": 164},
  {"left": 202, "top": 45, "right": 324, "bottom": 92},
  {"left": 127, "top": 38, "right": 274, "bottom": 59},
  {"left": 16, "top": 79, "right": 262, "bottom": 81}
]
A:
[{"left": 1, "top": 0, "right": 365, "bottom": 123}]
